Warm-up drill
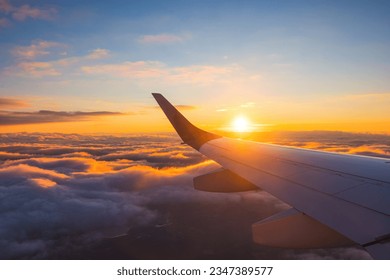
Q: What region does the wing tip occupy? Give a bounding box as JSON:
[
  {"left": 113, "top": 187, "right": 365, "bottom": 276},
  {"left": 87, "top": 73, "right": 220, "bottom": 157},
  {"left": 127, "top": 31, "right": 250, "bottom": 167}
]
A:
[{"left": 151, "top": 92, "right": 221, "bottom": 150}]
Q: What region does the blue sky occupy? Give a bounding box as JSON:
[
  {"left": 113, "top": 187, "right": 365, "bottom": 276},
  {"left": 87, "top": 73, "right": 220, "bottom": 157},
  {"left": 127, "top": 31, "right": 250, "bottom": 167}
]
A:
[{"left": 0, "top": 0, "right": 389, "bottom": 132}]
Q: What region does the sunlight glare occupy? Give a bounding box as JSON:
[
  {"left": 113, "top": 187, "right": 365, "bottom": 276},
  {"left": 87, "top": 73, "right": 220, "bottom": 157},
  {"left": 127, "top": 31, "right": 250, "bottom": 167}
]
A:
[{"left": 232, "top": 115, "right": 251, "bottom": 132}]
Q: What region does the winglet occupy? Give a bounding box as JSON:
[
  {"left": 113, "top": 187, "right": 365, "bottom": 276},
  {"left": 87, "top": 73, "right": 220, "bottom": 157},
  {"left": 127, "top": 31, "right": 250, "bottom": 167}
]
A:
[{"left": 152, "top": 93, "right": 221, "bottom": 150}]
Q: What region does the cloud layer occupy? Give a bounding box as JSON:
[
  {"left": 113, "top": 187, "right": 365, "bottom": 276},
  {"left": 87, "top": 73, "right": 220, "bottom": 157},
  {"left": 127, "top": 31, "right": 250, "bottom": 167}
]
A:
[
  {"left": 0, "top": 110, "right": 123, "bottom": 125},
  {"left": 0, "top": 133, "right": 218, "bottom": 259},
  {"left": 0, "top": 132, "right": 383, "bottom": 259}
]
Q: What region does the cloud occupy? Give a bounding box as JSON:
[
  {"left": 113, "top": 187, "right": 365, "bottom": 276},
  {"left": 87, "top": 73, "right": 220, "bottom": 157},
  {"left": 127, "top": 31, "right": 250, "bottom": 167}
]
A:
[
  {"left": 168, "top": 65, "right": 234, "bottom": 84},
  {"left": 216, "top": 102, "right": 256, "bottom": 113},
  {"left": 0, "top": 132, "right": 385, "bottom": 259},
  {"left": 240, "top": 131, "right": 390, "bottom": 158},
  {"left": 0, "top": 169, "right": 156, "bottom": 258},
  {"left": 240, "top": 102, "right": 256, "bottom": 108},
  {"left": 1, "top": 157, "right": 110, "bottom": 175},
  {"left": 11, "top": 4, "right": 57, "bottom": 21},
  {"left": 0, "top": 151, "right": 28, "bottom": 160},
  {"left": 0, "top": 163, "right": 69, "bottom": 187},
  {"left": 11, "top": 40, "right": 63, "bottom": 60},
  {"left": 5, "top": 39, "right": 242, "bottom": 84},
  {"left": 175, "top": 105, "right": 196, "bottom": 110},
  {"left": 138, "top": 33, "right": 187, "bottom": 44},
  {"left": 82, "top": 61, "right": 236, "bottom": 84},
  {"left": 0, "top": 134, "right": 223, "bottom": 259},
  {"left": 0, "top": 0, "right": 11, "bottom": 13},
  {"left": 13, "top": 61, "right": 60, "bottom": 77},
  {"left": 5, "top": 45, "right": 113, "bottom": 78},
  {"left": 0, "top": 1, "right": 57, "bottom": 25},
  {"left": 301, "top": 143, "right": 390, "bottom": 158},
  {"left": 6, "top": 56, "right": 247, "bottom": 93},
  {"left": 0, "top": 97, "right": 29, "bottom": 109},
  {"left": 86, "top": 48, "right": 110, "bottom": 60},
  {"left": 6, "top": 41, "right": 67, "bottom": 76},
  {"left": 0, "top": 110, "right": 123, "bottom": 125},
  {"left": 99, "top": 148, "right": 206, "bottom": 168},
  {"left": 81, "top": 61, "right": 166, "bottom": 78}
]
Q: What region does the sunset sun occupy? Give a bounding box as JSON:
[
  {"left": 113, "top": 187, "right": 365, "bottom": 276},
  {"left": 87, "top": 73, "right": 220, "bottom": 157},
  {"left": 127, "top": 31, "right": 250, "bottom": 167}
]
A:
[{"left": 232, "top": 115, "right": 251, "bottom": 132}]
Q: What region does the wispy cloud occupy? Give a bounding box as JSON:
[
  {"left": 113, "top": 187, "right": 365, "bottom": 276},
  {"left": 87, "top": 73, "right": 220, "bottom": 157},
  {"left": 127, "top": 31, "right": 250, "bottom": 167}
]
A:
[
  {"left": 82, "top": 61, "right": 237, "bottom": 84},
  {"left": 174, "top": 105, "right": 196, "bottom": 110},
  {"left": 86, "top": 48, "right": 110, "bottom": 60},
  {"left": 168, "top": 65, "right": 233, "bottom": 84},
  {"left": 14, "top": 61, "right": 60, "bottom": 77},
  {"left": 138, "top": 33, "right": 187, "bottom": 44},
  {"left": 3, "top": 44, "right": 114, "bottom": 78},
  {"left": 81, "top": 61, "right": 166, "bottom": 78},
  {"left": 0, "top": 0, "right": 11, "bottom": 13},
  {"left": 216, "top": 102, "right": 256, "bottom": 112},
  {"left": 0, "top": 97, "right": 29, "bottom": 109},
  {"left": 0, "top": 110, "right": 124, "bottom": 125},
  {"left": 240, "top": 102, "right": 256, "bottom": 108},
  {"left": 5, "top": 40, "right": 240, "bottom": 84},
  {"left": 11, "top": 4, "right": 57, "bottom": 21},
  {"left": 5, "top": 45, "right": 110, "bottom": 77},
  {"left": 0, "top": 0, "right": 57, "bottom": 25},
  {"left": 11, "top": 40, "right": 63, "bottom": 60}
]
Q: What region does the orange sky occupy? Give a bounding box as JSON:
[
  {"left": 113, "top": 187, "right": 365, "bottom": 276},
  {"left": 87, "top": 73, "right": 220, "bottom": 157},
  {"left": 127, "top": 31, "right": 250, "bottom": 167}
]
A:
[{"left": 2, "top": 101, "right": 389, "bottom": 134}]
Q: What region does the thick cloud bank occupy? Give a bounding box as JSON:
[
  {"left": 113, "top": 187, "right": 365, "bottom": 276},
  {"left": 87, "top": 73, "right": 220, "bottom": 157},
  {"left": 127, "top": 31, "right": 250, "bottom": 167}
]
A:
[{"left": 1, "top": 132, "right": 385, "bottom": 259}]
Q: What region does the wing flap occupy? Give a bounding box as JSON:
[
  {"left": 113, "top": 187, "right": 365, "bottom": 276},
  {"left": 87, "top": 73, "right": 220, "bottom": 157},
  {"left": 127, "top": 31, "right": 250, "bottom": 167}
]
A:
[
  {"left": 193, "top": 168, "right": 259, "bottom": 192},
  {"left": 252, "top": 208, "right": 354, "bottom": 248}
]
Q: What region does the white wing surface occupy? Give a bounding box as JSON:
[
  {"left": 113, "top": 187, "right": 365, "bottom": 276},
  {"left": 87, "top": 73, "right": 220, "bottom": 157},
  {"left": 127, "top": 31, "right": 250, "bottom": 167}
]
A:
[{"left": 152, "top": 93, "right": 390, "bottom": 259}]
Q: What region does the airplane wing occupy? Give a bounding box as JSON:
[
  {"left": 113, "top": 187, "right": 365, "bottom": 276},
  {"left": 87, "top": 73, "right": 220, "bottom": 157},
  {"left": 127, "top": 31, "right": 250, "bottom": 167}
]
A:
[{"left": 152, "top": 93, "right": 390, "bottom": 259}]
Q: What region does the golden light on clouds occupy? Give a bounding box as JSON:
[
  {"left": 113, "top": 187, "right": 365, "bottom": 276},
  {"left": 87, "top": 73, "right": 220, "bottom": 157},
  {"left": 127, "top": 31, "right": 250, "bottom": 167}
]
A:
[{"left": 29, "top": 178, "right": 57, "bottom": 188}]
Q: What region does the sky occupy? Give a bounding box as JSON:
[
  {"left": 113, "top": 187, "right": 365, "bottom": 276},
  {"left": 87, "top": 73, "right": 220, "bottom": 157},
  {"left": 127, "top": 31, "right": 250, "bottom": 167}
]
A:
[{"left": 0, "top": 0, "right": 389, "bottom": 133}]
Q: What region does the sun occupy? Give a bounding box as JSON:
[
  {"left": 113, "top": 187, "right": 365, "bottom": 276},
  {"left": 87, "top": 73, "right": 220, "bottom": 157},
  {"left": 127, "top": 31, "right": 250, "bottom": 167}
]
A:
[{"left": 232, "top": 115, "right": 251, "bottom": 132}]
